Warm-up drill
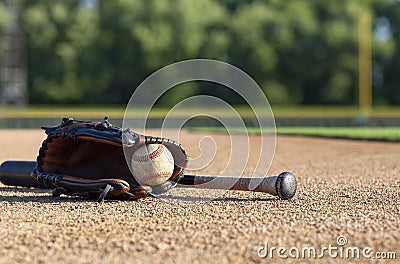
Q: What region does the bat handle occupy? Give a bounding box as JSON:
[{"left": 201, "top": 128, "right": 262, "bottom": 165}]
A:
[
  {"left": 273, "top": 172, "right": 297, "bottom": 200},
  {"left": 179, "top": 172, "right": 297, "bottom": 200},
  {"left": 228, "top": 172, "right": 297, "bottom": 199}
]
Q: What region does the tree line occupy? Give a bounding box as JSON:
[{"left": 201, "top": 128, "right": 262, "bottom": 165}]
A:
[{"left": 0, "top": 0, "right": 399, "bottom": 106}]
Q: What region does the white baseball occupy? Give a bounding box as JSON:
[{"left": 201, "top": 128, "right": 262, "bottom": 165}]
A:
[{"left": 131, "top": 144, "right": 174, "bottom": 186}]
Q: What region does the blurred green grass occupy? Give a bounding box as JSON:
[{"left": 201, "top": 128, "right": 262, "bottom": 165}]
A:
[
  {"left": 1, "top": 106, "right": 399, "bottom": 141},
  {"left": 190, "top": 127, "right": 400, "bottom": 142},
  {"left": 2, "top": 105, "right": 400, "bottom": 118},
  {"left": 0, "top": 105, "right": 125, "bottom": 118}
]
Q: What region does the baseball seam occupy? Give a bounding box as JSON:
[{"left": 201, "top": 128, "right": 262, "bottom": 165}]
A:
[
  {"left": 132, "top": 144, "right": 165, "bottom": 163},
  {"left": 142, "top": 171, "right": 172, "bottom": 182}
]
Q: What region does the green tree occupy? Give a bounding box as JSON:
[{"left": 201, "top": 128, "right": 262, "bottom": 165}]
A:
[
  {"left": 98, "top": 0, "right": 230, "bottom": 104},
  {"left": 24, "top": 0, "right": 109, "bottom": 103},
  {"left": 0, "top": 2, "right": 6, "bottom": 59},
  {"left": 373, "top": 1, "right": 400, "bottom": 104},
  {"left": 228, "top": 0, "right": 363, "bottom": 104},
  {"left": 19, "top": 0, "right": 400, "bottom": 106}
]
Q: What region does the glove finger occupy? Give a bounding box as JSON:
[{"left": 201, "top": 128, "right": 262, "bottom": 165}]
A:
[
  {"left": 33, "top": 170, "right": 132, "bottom": 200},
  {"left": 121, "top": 185, "right": 152, "bottom": 200}
]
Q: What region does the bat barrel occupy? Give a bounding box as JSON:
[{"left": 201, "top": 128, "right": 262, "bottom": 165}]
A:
[
  {"left": 178, "top": 172, "right": 297, "bottom": 199},
  {"left": 0, "top": 160, "right": 43, "bottom": 188}
]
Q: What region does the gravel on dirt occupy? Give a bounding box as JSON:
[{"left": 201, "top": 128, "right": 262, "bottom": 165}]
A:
[{"left": 0, "top": 129, "right": 399, "bottom": 263}]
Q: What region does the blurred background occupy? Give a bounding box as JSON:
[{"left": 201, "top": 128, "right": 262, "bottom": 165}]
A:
[{"left": 0, "top": 0, "right": 400, "bottom": 132}]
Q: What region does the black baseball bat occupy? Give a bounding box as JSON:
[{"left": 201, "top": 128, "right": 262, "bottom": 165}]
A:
[{"left": 0, "top": 160, "right": 297, "bottom": 199}]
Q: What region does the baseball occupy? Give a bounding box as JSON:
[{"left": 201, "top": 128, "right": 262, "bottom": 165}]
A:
[{"left": 131, "top": 144, "right": 174, "bottom": 186}]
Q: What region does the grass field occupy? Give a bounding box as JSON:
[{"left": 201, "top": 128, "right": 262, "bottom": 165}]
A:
[
  {"left": 1, "top": 105, "right": 399, "bottom": 141},
  {"left": 2, "top": 105, "right": 400, "bottom": 118},
  {"left": 190, "top": 127, "right": 400, "bottom": 141},
  {"left": 277, "top": 127, "right": 400, "bottom": 141}
]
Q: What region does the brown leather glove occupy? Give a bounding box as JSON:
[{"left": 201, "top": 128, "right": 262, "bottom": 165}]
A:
[{"left": 32, "top": 117, "right": 188, "bottom": 201}]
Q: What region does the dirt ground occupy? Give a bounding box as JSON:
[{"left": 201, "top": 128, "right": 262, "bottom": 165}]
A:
[{"left": 0, "top": 129, "right": 399, "bottom": 263}]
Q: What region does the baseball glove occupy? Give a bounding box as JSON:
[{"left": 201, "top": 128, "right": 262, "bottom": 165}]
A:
[{"left": 32, "top": 117, "right": 188, "bottom": 201}]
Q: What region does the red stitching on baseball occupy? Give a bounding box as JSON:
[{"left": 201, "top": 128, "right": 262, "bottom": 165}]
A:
[
  {"left": 132, "top": 144, "right": 165, "bottom": 163},
  {"left": 149, "top": 144, "right": 164, "bottom": 160},
  {"left": 142, "top": 171, "right": 172, "bottom": 182}
]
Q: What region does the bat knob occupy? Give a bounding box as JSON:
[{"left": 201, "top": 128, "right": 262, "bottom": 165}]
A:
[{"left": 276, "top": 172, "right": 297, "bottom": 200}]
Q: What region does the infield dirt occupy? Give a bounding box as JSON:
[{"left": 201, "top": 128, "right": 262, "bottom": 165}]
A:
[{"left": 0, "top": 129, "right": 399, "bottom": 263}]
